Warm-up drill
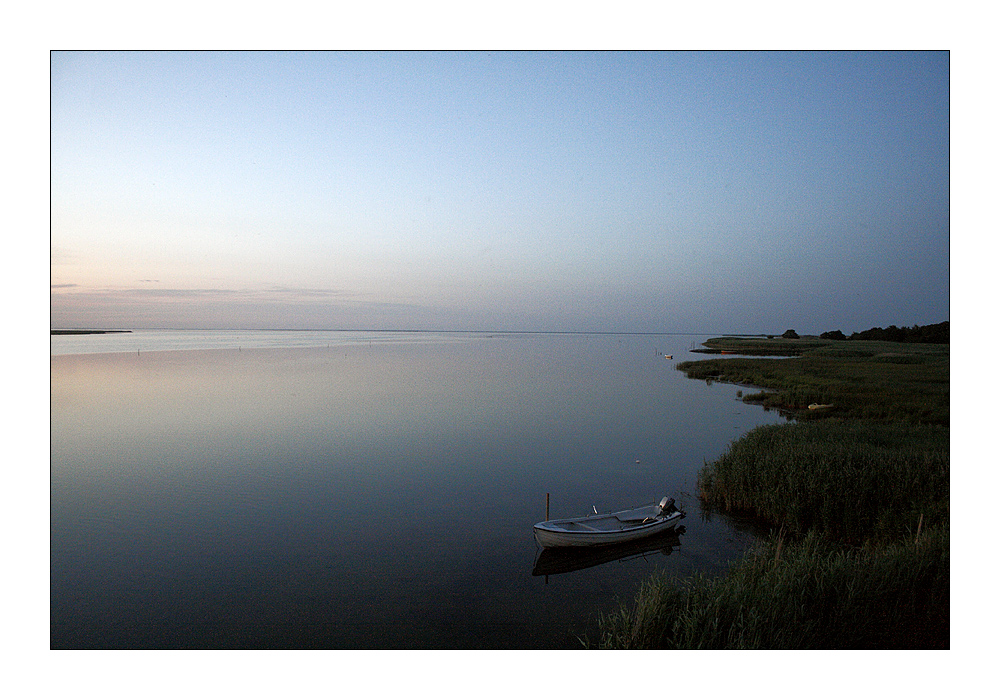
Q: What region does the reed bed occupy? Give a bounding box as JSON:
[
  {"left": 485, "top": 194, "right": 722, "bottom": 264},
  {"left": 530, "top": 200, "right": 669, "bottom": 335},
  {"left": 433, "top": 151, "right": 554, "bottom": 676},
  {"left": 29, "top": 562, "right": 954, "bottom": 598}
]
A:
[
  {"left": 598, "top": 527, "right": 949, "bottom": 649},
  {"left": 698, "top": 420, "right": 949, "bottom": 544}
]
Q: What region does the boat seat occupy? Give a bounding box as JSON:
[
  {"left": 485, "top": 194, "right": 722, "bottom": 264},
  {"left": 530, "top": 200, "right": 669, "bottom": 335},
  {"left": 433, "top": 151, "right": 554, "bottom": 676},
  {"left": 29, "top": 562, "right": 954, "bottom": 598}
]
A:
[{"left": 616, "top": 509, "right": 656, "bottom": 523}]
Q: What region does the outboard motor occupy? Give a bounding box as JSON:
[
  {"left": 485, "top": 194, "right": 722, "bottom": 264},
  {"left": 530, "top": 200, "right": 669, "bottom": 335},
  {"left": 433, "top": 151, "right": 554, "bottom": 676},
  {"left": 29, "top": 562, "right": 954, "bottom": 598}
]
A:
[{"left": 658, "top": 497, "right": 676, "bottom": 514}]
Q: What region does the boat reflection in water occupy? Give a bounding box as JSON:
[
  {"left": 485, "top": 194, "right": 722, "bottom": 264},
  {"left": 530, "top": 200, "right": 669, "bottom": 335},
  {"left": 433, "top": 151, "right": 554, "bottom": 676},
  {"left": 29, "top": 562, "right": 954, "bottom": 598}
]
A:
[{"left": 532, "top": 526, "right": 685, "bottom": 578}]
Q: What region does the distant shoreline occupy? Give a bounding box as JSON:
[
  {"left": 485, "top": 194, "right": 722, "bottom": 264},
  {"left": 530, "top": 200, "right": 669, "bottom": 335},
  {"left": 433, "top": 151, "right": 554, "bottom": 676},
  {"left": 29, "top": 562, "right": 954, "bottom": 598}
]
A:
[{"left": 51, "top": 330, "right": 132, "bottom": 335}]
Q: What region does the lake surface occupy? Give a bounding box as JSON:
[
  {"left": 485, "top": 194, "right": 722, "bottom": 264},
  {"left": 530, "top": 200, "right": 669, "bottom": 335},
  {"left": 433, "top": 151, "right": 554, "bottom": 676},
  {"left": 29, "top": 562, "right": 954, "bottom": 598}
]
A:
[{"left": 50, "top": 331, "right": 785, "bottom": 649}]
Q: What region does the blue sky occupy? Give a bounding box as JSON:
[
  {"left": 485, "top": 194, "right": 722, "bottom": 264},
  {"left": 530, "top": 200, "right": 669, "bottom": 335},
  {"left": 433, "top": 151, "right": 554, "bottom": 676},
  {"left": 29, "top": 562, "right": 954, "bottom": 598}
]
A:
[{"left": 50, "top": 51, "right": 949, "bottom": 334}]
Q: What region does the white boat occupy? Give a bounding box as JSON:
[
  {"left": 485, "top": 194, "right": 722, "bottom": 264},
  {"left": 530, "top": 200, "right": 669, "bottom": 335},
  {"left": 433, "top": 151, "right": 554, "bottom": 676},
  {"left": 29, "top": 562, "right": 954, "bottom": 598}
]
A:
[
  {"left": 532, "top": 526, "right": 685, "bottom": 576},
  {"left": 533, "top": 497, "right": 685, "bottom": 548}
]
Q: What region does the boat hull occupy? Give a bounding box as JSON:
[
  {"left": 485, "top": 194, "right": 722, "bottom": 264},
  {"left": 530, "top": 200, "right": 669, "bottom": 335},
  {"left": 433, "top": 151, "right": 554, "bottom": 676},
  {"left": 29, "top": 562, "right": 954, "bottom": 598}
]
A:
[
  {"left": 533, "top": 508, "right": 684, "bottom": 548},
  {"left": 532, "top": 526, "right": 685, "bottom": 576}
]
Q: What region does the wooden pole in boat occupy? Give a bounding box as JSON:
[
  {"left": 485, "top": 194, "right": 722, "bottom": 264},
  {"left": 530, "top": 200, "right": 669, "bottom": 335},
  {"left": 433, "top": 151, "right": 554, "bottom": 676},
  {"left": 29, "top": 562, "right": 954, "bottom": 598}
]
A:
[{"left": 544, "top": 493, "right": 551, "bottom": 585}]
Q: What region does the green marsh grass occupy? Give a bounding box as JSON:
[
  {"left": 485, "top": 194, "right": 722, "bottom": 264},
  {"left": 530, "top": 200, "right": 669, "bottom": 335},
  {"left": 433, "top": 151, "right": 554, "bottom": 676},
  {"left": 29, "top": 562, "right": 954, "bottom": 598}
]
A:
[
  {"left": 598, "top": 527, "right": 949, "bottom": 649},
  {"left": 697, "top": 420, "right": 949, "bottom": 543},
  {"left": 677, "top": 338, "right": 948, "bottom": 424},
  {"left": 598, "top": 336, "right": 949, "bottom": 648},
  {"left": 691, "top": 335, "right": 832, "bottom": 356}
]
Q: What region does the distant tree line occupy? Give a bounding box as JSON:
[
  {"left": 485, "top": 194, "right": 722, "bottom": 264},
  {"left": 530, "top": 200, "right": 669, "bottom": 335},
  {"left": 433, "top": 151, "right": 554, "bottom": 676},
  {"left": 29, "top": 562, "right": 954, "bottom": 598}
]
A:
[{"left": 819, "top": 321, "right": 949, "bottom": 344}]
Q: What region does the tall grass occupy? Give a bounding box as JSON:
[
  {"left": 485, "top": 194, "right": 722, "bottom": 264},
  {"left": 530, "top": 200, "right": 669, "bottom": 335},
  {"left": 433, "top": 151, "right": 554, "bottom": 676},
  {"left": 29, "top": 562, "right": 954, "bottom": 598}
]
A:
[
  {"left": 698, "top": 420, "right": 949, "bottom": 544},
  {"left": 598, "top": 528, "right": 949, "bottom": 649}
]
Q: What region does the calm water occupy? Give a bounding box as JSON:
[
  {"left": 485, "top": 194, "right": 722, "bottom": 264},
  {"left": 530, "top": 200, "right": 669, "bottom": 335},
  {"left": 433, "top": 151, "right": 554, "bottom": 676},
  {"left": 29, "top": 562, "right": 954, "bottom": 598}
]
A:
[{"left": 51, "top": 331, "right": 784, "bottom": 649}]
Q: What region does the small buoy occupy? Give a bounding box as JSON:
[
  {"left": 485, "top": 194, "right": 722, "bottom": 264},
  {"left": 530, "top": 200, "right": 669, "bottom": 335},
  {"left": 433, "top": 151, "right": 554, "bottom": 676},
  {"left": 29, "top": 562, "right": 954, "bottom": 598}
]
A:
[{"left": 635, "top": 459, "right": 640, "bottom": 464}]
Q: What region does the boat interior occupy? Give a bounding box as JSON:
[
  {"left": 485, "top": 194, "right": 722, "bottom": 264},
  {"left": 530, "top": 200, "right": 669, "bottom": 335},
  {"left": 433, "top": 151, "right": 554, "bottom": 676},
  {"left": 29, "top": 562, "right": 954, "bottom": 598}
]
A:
[{"left": 548, "top": 506, "right": 663, "bottom": 532}]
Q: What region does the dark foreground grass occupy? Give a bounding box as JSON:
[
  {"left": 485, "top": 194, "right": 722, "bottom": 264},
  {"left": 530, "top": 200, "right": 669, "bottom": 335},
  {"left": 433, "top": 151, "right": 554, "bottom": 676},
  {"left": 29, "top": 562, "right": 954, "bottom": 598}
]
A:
[
  {"left": 598, "top": 336, "right": 949, "bottom": 649},
  {"left": 598, "top": 527, "right": 949, "bottom": 649}
]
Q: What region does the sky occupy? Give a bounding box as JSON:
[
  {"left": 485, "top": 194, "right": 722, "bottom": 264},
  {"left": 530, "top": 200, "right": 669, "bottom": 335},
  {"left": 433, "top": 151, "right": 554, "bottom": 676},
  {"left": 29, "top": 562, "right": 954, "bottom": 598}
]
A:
[{"left": 50, "top": 50, "right": 950, "bottom": 334}]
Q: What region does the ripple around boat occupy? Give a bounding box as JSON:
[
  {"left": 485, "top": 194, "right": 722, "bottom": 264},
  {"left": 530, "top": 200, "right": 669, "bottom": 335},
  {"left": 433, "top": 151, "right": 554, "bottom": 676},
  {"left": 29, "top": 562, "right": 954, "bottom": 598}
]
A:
[{"left": 532, "top": 526, "right": 685, "bottom": 577}]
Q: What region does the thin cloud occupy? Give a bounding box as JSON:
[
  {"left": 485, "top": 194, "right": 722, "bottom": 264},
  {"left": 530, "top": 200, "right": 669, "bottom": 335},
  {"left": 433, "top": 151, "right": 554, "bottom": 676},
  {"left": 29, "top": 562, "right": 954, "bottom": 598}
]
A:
[
  {"left": 51, "top": 286, "right": 373, "bottom": 313},
  {"left": 49, "top": 283, "right": 445, "bottom": 330},
  {"left": 109, "top": 287, "right": 363, "bottom": 301},
  {"left": 265, "top": 286, "right": 364, "bottom": 299}
]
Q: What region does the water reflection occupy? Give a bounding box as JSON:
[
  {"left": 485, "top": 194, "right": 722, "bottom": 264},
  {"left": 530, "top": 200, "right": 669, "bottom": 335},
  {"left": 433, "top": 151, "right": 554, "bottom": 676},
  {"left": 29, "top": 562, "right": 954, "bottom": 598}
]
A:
[
  {"left": 532, "top": 526, "right": 685, "bottom": 577},
  {"left": 51, "top": 333, "right": 785, "bottom": 648}
]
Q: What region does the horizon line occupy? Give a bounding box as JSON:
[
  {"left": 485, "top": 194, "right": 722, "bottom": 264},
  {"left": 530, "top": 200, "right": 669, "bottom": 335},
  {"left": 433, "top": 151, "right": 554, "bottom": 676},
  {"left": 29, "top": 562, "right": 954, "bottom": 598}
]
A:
[{"left": 50, "top": 327, "right": 740, "bottom": 336}]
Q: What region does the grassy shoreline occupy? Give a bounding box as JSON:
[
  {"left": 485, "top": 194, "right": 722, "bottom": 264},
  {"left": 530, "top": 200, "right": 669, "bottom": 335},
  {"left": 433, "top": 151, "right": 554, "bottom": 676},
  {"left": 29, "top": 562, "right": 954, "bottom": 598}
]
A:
[
  {"left": 677, "top": 336, "right": 948, "bottom": 424},
  {"left": 598, "top": 335, "right": 949, "bottom": 649}
]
